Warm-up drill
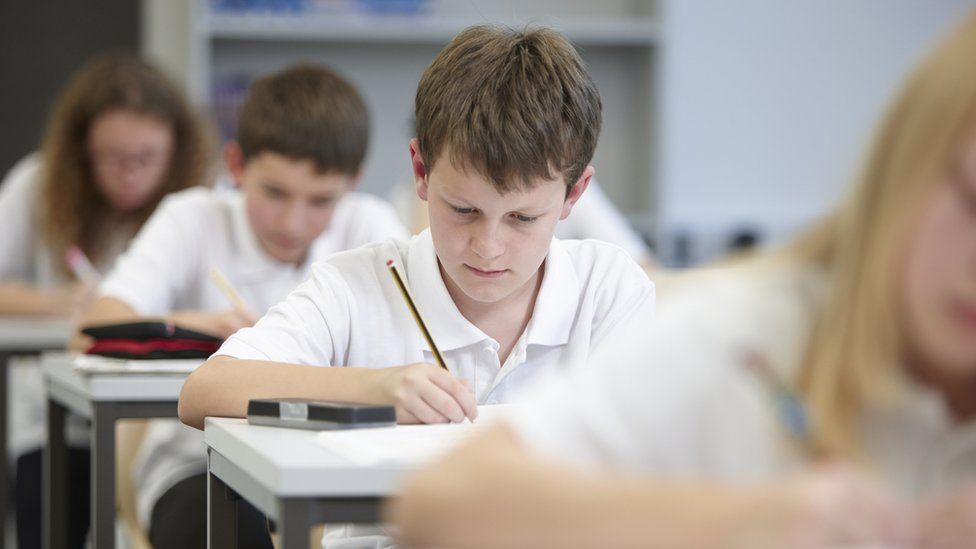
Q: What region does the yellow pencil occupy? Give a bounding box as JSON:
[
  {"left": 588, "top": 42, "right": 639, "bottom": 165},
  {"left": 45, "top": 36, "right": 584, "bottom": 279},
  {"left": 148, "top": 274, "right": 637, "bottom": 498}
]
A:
[
  {"left": 208, "top": 268, "right": 249, "bottom": 312},
  {"left": 387, "top": 259, "right": 448, "bottom": 371}
]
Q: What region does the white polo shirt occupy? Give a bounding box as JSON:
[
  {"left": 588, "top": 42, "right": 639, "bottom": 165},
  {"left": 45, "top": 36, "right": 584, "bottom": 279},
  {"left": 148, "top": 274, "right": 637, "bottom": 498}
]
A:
[
  {"left": 512, "top": 262, "right": 976, "bottom": 501},
  {"left": 106, "top": 186, "right": 409, "bottom": 527},
  {"left": 0, "top": 153, "right": 130, "bottom": 286},
  {"left": 217, "top": 228, "right": 655, "bottom": 549},
  {"left": 0, "top": 154, "right": 135, "bottom": 457},
  {"left": 100, "top": 186, "right": 408, "bottom": 316},
  {"left": 218, "top": 229, "right": 656, "bottom": 405}
]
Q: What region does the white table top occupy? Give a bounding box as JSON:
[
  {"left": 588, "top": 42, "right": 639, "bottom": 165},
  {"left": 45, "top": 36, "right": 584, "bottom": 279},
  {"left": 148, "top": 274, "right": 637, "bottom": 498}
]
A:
[
  {"left": 42, "top": 352, "right": 195, "bottom": 403},
  {"left": 0, "top": 317, "right": 72, "bottom": 351},
  {"left": 205, "top": 407, "right": 516, "bottom": 499},
  {"left": 205, "top": 417, "right": 418, "bottom": 498}
]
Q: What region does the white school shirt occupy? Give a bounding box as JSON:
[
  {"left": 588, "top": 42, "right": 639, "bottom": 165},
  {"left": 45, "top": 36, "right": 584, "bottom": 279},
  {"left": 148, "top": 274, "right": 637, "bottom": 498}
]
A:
[
  {"left": 101, "top": 186, "right": 409, "bottom": 527},
  {"left": 0, "top": 154, "right": 134, "bottom": 457},
  {"left": 0, "top": 154, "right": 129, "bottom": 285},
  {"left": 218, "top": 229, "right": 656, "bottom": 404},
  {"left": 217, "top": 229, "right": 656, "bottom": 549},
  {"left": 512, "top": 263, "right": 976, "bottom": 501}
]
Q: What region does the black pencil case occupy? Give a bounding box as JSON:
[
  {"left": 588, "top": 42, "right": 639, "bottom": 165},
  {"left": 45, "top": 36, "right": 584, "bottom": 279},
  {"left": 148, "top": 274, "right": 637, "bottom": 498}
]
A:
[{"left": 247, "top": 399, "right": 396, "bottom": 430}]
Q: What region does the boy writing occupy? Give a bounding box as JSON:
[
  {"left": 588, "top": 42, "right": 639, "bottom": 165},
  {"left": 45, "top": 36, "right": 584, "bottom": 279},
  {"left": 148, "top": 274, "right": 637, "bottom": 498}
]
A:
[{"left": 179, "top": 26, "right": 656, "bottom": 547}]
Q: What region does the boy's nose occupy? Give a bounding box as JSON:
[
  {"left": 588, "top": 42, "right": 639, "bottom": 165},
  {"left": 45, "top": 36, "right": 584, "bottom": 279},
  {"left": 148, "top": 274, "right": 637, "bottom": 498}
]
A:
[
  {"left": 278, "top": 203, "right": 307, "bottom": 236},
  {"left": 470, "top": 223, "right": 504, "bottom": 260}
]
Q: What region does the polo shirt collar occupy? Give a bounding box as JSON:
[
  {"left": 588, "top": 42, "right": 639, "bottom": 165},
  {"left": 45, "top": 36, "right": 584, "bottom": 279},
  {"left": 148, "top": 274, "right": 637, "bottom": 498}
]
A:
[
  {"left": 403, "top": 230, "right": 580, "bottom": 352},
  {"left": 524, "top": 238, "right": 580, "bottom": 347},
  {"left": 405, "top": 229, "right": 487, "bottom": 352}
]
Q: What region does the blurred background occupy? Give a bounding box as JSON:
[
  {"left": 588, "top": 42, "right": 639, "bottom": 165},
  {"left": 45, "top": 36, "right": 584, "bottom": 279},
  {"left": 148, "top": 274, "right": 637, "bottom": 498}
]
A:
[{"left": 1, "top": 0, "right": 972, "bottom": 267}]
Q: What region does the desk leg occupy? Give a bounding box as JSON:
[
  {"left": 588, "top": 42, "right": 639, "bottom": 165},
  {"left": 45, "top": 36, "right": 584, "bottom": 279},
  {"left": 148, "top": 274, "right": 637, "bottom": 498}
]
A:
[
  {"left": 0, "top": 352, "right": 9, "bottom": 547},
  {"left": 91, "top": 403, "right": 117, "bottom": 549},
  {"left": 277, "top": 500, "right": 314, "bottom": 549},
  {"left": 208, "top": 453, "right": 238, "bottom": 549},
  {"left": 43, "top": 398, "right": 68, "bottom": 549}
]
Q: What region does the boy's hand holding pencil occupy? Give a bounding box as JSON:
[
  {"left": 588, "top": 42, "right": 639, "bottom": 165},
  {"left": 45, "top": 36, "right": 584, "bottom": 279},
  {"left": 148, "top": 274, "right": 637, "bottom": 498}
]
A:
[
  {"left": 384, "top": 259, "right": 477, "bottom": 424},
  {"left": 371, "top": 362, "right": 478, "bottom": 425}
]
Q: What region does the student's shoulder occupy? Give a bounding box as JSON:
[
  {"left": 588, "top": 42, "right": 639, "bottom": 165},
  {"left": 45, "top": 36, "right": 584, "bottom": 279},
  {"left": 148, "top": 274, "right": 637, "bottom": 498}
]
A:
[
  {"left": 310, "top": 234, "right": 409, "bottom": 285},
  {"left": 332, "top": 191, "right": 404, "bottom": 230},
  {"left": 1, "top": 153, "right": 43, "bottom": 197},
  {"left": 153, "top": 186, "right": 236, "bottom": 222},
  {"left": 555, "top": 238, "right": 649, "bottom": 284},
  {"left": 336, "top": 191, "right": 399, "bottom": 214}
]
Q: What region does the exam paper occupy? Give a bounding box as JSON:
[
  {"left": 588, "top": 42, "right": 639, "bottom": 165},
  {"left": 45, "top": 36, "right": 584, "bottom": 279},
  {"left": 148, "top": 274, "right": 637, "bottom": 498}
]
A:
[{"left": 312, "top": 404, "right": 516, "bottom": 466}]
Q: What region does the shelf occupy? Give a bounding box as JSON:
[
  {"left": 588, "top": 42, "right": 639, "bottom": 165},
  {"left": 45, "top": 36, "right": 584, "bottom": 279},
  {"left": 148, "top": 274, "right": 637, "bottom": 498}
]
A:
[{"left": 202, "top": 13, "right": 660, "bottom": 46}]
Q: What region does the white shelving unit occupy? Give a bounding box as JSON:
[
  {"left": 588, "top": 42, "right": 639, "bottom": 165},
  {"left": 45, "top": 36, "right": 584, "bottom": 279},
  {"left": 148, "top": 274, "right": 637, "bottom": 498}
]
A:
[
  {"left": 204, "top": 13, "right": 659, "bottom": 45},
  {"left": 143, "top": 0, "right": 660, "bottom": 231}
]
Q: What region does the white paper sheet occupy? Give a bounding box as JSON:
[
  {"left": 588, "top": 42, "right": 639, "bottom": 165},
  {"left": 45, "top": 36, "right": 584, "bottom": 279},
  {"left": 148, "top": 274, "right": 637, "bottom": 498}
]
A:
[
  {"left": 73, "top": 355, "right": 202, "bottom": 375},
  {"left": 312, "top": 404, "right": 516, "bottom": 466}
]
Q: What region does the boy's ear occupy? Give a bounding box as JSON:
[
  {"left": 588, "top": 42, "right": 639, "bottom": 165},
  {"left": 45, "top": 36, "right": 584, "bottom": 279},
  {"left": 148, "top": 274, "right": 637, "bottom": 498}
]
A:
[
  {"left": 223, "top": 141, "right": 246, "bottom": 189},
  {"left": 409, "top": 138, "right": 430, "bottom": 201},
  {"left": 560, "top": 165, "right": 594, "bottom": 220}
]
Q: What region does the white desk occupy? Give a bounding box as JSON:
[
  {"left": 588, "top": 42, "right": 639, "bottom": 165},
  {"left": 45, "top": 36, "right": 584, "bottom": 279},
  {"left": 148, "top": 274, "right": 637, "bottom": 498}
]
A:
[
  {"left": 205, "top": 409, "right": 511, "bottom": 549},
  {"left": 206, "top": 417, "right": 421, "bottom": 549},
  {"left": 0, "top": 318, "right": 71, "bottom": 546},
  {"left": 41, "top": 353, "right": 195, "bottom": 549},
  {"left": 0, "top": 318, "right": 72, "bottom": 351}
]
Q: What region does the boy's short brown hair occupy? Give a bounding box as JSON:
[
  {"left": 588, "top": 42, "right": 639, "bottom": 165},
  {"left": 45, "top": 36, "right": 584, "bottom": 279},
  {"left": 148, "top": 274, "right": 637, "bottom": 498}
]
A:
[
  {"left": 238, "top": 63, "right": 368, "bottom": 175},
  {"left": 415, "top": 25, "right": 601, "bottom": 193}
]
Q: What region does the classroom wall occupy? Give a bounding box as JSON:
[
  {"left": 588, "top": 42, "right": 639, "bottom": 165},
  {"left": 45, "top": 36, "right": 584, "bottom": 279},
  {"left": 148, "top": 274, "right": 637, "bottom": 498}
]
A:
[
  {"left": 0, "top": 0, "right": 140, "bottom": 176},
  {"left": 658, "top": 0, "right": 974, "bottom": 264}
]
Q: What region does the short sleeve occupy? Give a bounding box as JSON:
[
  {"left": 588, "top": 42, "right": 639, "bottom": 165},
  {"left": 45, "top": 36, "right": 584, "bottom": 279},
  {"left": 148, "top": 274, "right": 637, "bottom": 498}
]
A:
[
  {"left": 215, "top": 260, "right": 355, "bottom": 366},
  {"left": 586, "top": 245, "right": 656, "bottom": 349},
  {"left": 335, "top": 193, "right": 409, "bottom": 247}
]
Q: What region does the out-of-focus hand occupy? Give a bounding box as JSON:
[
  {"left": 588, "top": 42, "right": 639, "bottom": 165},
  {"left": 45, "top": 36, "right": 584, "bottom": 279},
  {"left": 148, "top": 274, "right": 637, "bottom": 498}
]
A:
[
  {"left": 912, "top": 483, "right": 976, "bottom": 548},
  {"left": 57, "top": 281, "right": 97, "bottom": 316},
  {"left": 171, "top": 307, "right": 259, "bottom": 340},
  {"left": 748, "top": 464, "right": 912, "bottom": 549}
]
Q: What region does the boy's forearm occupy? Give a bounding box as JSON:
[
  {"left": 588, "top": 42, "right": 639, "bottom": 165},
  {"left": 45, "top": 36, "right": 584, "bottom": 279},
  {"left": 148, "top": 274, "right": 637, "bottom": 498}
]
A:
[{"left": 178, "top": 355, "right": 387, "bottom": 430}]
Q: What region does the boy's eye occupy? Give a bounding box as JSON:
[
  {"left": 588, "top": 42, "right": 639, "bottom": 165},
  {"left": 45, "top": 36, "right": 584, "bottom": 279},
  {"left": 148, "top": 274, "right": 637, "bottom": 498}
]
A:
[
  {"left": 512, "top": 214, "right": 538, "bottom": 223},
  {"left": 264, "top": 187, "right": 287, "bottom": 200},
  {"left": 310, "top": 197, "right": 335, "bottom": 208},
  {"left": 453, "top": 206, "right": 476, "bottom": 215}
]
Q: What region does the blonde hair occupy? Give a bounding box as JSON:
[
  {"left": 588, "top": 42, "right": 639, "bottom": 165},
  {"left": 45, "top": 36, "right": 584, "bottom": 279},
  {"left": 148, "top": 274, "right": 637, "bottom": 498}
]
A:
[
  {"left": 781, "top": 11, "right": 976, "bottom": 457},
  {"left": 38, "top": 52, "right": 214, "bottom": 276}
]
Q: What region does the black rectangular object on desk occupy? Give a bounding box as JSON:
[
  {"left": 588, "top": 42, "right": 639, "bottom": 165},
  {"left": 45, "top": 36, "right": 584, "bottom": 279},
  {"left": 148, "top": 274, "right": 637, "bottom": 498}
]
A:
[
  {"left": 82, "top": 321, "right": 219, "bottom": 341},
  {"left": 247, "top": 399, "right": 396, "bottom": 430}
]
